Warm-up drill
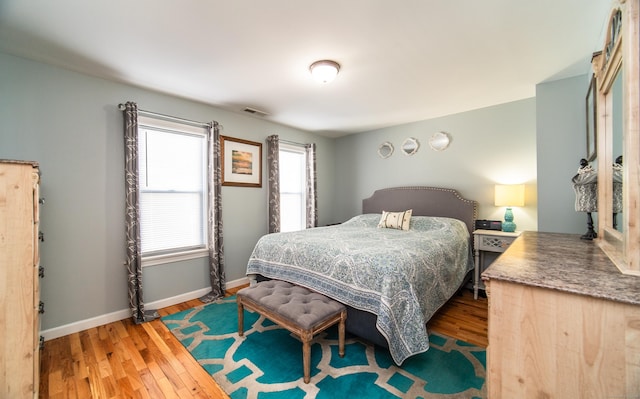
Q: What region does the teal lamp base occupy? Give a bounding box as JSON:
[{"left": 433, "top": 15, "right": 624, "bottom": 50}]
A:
[{"left": 502, "top": 207, "right": 517, "bottom": 232}]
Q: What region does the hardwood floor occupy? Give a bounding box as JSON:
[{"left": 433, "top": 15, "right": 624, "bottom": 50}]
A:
[
  {"left": 429, "top": 289, "right": 488, "bottom": 347},
  {"left": 39, "top": 287, "right": 487, "bottom": 398}
]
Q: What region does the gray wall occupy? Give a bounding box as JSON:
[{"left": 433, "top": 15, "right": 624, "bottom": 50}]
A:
[
  {"left": 333, "top": 99, "right": 539, "bottom": 232},
  {"left": 1, "top": 49, "right": 592, "bottom": 334},
  {"left": 0, "top": 52, "right": 335, "bottom": 330},
  {"left": 536, "top": 74, "right": 593, "bottom": 234}
]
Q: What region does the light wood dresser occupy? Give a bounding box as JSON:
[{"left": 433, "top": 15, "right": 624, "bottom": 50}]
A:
[
  {"left": 482, "top": 231, "right": 640, "bottom": 398},
  {"left": 0, "top": 160, "right": 42, "bottom": 398}
]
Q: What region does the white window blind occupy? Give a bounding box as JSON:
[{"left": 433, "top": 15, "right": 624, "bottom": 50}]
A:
[
  {"left": 137, "top": 116, "right": 208, "bottom": 258},
  {"left": 279, "top": 144, "right": 307, "bottom": 232}
]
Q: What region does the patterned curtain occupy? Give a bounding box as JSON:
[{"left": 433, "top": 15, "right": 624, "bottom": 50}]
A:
[
  {"left": 122, "top": 101, "right": 159, "bottom": 324},
  {"left": 571, "top": 165, "right": 597, "bottom": 212},
  {"left": 267, "top": 135, "right": 280, "bottom": 233},
  {"left": 200, "top": 122, "right": 226, "bottom": 302},
  {"left": 613, "top": 163, "right": 623, "bottom": 213},
  {"left": 200, "top": 121, "right": 225, "bottom": 302},
  {"left": 305, "top": 143, "right": 318, "bottom": 228}
]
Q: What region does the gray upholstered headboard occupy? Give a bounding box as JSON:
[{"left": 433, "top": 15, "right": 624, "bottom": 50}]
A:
[{"left": 362, "top": 186, "right": 478, "bottom": 234}]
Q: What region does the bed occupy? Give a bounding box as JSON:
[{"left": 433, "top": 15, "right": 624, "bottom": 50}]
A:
[{"left": 246, "top": 186, "right": 477, "bottom": 364}]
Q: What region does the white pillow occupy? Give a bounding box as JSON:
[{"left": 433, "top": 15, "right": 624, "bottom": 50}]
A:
[{"left": 377, "top": 209, "right": 412, "bottom": 231}]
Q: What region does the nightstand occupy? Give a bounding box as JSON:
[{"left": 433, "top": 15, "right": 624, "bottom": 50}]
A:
[{"left": 473, "top": 229, "right": 521, "bottom": 299}]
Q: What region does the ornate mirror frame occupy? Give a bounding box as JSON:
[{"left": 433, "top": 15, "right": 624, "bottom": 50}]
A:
[
  {"left": 377, "top": 141, "right": 394, "bottom": 159},
  {"left": 429, "top": 131, "right": 451, "bottom": 151},
  {"left": 593, "top": 0, "right": 640, "bottom": 274},
  {"left": 401, "top": 137, "right": 420, "bottom": 156}
]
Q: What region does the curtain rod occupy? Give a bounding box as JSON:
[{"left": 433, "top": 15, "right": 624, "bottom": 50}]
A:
[{"left": 118, "top": 103, "right": 214, "bottom": 128}]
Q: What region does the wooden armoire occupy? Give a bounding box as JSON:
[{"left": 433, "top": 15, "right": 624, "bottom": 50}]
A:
[{"left": 0, "top": 160, "right": 42, "bottom": 398}]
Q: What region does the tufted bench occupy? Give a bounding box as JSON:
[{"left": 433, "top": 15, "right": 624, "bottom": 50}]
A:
[{"left": 237, "top": 280, "right": 346, "bottom": 383}]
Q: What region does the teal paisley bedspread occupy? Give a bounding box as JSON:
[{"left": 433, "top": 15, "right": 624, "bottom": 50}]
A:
[{"left": 246, "top": 214, "right": 472, "bottom": 364}]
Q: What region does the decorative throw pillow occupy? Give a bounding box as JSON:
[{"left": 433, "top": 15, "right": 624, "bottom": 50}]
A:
[{"left": 377, "top": 209, "right": 412, "bottom": 230}]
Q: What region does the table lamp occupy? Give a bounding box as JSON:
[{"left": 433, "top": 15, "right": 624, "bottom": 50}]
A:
[{"left": 495, "top": 184, "right": 525, "bottom": 232}]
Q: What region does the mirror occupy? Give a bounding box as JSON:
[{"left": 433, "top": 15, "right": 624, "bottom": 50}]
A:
[
  {"left": 378, "top": 142, "right": 394, "bottom": 159},
  {"left": 594, "top": 2, "right": 640, "bottom": 275},
  {"left": 401, "top": 137, "right": 419, "bottom": 156},
  {"left": 610, "top": 69, "right": 623, "bottom": 232},
  {"left": 585, "top": 76, "right": 597, "bottom": 162},
  {"left": 429, "top": 131, "right": 451, "bottom": 151}
]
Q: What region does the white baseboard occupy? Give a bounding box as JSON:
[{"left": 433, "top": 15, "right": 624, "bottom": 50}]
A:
[
  {"left": 223, "top": 276, "right": 250, "bottom": 290},
  {"left": 40, "top": 276, "right": 249, "bottom": 341}
]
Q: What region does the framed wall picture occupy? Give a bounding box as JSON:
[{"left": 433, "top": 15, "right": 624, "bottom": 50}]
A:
[{"left": 220, "top": 135, "right": 262, "bottom": 187}]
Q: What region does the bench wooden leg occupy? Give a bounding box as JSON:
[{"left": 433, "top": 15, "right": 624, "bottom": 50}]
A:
[
  {"left": 302, "top": 331, "right": 312, "bottom": 383},
  {"left": 237, "top": 298, "right": 244, "bottom": 336},
  {"left": 338, "top": 310, "right": 346, "bottom": 358}
]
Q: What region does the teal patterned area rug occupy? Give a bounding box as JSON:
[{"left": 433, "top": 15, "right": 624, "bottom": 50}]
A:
[{"left": 162, "top": 296, "right": 486, "bottom": 399}]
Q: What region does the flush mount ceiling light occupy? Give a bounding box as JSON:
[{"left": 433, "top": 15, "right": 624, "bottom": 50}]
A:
[{"left": 309, "top": 60, "right": 340, "bottom": 83}]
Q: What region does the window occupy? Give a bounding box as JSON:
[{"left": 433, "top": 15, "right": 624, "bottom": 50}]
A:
[
  {"left": 137, "top": 116, "right": 209, "bottom": 265},
  {"left": 279, "top": 144, "right": 307, "bottom": 232}
]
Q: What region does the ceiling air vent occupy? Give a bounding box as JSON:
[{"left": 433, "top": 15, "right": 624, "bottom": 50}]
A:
[{"left": 243, "top": 107, "right": 268, "bottom": 117}]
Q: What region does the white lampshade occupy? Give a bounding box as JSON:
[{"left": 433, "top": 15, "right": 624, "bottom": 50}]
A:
[
  {"left": 309, "top": 60, "right": 340, "bottom": 83},
  {"left": 495, "top": 184, "right": 525, "bottom": 207}
]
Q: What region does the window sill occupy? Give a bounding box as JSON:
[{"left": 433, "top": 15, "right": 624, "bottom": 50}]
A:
[{"left": 142, "top": 248, "right": 208, "bottom": 267}]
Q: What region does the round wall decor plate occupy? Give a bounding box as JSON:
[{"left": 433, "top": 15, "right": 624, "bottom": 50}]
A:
[
  {"left": 429, "top": 131, "right": 450, "bottom": 151},
  {"left": 378, "top": 141, "right": 394, "bottom": 158},
  {"left": 401, "top": 137, "right": 420, "bottom": 156}
]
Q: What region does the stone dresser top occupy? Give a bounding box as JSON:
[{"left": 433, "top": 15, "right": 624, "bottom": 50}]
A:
[
  {"left": 481, "top": 231, "right": 640, "bottom": 306},
  {"left": 0, "top": 159, "right": 38, "bottom": 167}
]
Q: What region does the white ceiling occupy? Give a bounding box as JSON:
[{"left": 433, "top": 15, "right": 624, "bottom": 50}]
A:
[{"left": 0, "top": 0, "right": 611, "bottom": 137}]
